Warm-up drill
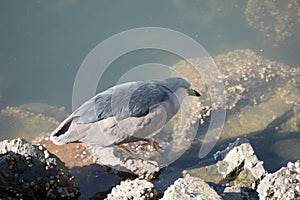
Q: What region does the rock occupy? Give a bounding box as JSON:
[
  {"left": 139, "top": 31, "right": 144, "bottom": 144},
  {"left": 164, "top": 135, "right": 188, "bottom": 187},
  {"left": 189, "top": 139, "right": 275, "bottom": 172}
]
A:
[
  {"left": 182, "top": 162, "right": 224, "bottom": 185},
  {"left": 214, "top": 138, "right": 266, "bottom": 187},
  {"left": 105, "top": 178, "right": 156, "bottom": 200},
  {"left": 0, "top": 138, "right": 80, "bottom": 199},
  {"left": 183, "top": 138, "right": 266, "bottom": 188},
  {"left": 33, "top": 133, "right": 94, "bottom": 168},
  {"left": 257, "top": 160, "right": 300, "bottom": 200},
  {"left": 161, "top": 175, "right": 222, "bottom": 200},
  {"left": 223, "top": 186, "right": 250, "bottom": 200},
  {"left": 88, "top": 145, "right": 160, "bottom": 180}
]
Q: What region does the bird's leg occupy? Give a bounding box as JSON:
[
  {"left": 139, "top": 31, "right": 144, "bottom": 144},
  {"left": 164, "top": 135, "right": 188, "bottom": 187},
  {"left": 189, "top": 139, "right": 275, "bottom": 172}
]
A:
[
  {"left": 148, "top": 140, "right": 162, "bottom": 151},
  {"left": 118, "top": 136, "right": 162, "bottom": 152},
  {"left": 137, "top": 138, "right": 162, "bottom": 152},
  {"left": 117, "top": 144, "right": 135, "bottom": 156}
]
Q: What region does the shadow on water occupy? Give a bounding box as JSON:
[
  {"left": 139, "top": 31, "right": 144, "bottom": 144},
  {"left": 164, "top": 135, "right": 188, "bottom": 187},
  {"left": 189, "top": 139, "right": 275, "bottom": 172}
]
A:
[{"left": 71, "top": 164, "right": 122, "bottom": 199}]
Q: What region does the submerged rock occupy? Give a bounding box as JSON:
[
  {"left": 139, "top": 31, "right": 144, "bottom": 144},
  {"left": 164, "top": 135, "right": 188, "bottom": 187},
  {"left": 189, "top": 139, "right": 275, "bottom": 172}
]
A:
[
  {"left": 0, "top": 103, "right": 68, "bottom": 141},
  {"left": 161, "top": 175, "right": 222, "bottom": 200},
  {"left": 257, "top": 160, "right": 300, "bottom": 200},
  {"left": 0, "top": 138, "right": 80, "bottom": 199},
  {"left": 245, "top": 0, "right": 300, "bottom": 43},
  {"left": 105, "top": 178, "right": 156, "bottom": 200},
  {"left": 173, "top": 49, "right": 300, "bottom": 140}
]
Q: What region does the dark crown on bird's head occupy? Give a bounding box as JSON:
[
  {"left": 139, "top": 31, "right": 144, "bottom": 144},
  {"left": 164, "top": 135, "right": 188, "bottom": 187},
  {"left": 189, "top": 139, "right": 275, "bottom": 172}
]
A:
[{"left": 162, "top": 77, "right": 191, "bottom": 92}]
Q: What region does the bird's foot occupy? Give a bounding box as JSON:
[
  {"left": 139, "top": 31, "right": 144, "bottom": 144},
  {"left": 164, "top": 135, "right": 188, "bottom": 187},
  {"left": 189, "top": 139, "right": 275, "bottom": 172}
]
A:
[
  {"left": 147, "top": 140, "right": 162, "bottom": 152},
  {"left": 116, "top": 139, "right": 162, "bottom": 162}
]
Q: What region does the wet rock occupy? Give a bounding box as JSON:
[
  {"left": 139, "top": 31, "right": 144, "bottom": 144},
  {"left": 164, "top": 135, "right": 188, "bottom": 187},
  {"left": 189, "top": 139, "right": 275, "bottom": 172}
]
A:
[
  {"left": 214, "top": 138, "right": 266, "bottom": 187},
  {"left": 161, "top": 175, "right": 222, "bottom": 200},
  {"left": 0, "top": 103, "right": 68, "bottom": 141},
  {"left": 105, "top": 178, "right": 156, "bottom": 200},
  {"left": 0, "top": 138, "right": 80, "bottom": 199},
  {"left": 257, "top": 160, "right": 300, "bottom": 200}
]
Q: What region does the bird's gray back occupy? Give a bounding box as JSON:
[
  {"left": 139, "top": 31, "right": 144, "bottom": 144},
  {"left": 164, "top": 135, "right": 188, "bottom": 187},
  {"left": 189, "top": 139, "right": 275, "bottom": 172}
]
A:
[{"left": 72, "top": 80, "right": 176, "bottom": 124}]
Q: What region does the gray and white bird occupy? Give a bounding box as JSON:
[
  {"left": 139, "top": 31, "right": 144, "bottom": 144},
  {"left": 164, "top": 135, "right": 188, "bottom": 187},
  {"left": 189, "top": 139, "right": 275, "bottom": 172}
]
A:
[{"left": 50, "top": 77, "right": 200, "bottom": 150}]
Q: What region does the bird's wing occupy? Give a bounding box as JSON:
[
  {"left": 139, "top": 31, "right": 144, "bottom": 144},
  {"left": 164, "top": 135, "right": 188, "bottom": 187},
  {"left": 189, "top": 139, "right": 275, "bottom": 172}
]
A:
[
  {"left": 79, "top": 103, "right": 169, "bottom": 147},
  {"left": 50, "top": 80, "right": 174, "bottom": 145},
  {"left": 72, "top": 80, "right": 172, "bottom": 124}
]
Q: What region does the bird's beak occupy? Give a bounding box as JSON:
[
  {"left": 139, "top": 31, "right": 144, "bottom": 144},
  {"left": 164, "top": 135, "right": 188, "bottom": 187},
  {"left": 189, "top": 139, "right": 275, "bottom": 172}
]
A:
[{"left": 187, "top": 88, "right": 201, "bottom": 97}]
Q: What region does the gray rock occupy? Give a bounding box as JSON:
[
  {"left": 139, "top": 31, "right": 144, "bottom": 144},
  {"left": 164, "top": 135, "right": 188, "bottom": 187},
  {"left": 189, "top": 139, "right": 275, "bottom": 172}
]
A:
[
  {"left": 90, "top": 146, "right": 160, "bottom": 180},
  {"left": 214, "top": 138, "right": 266, "bottom": 187},
  {"left": 105, "top": 178, "right": 156, "bottom": 200},
  {"left": 161, "top": 175, "right": 222, "bottom": 200},
  {"left": 0, "top": 138, "right": 80, "bottom": 199},
  {"left": 257, "top": 160, "right": 300, "bottom": 200},
  {"left": 184, "top": 138, "right": 266, "bottom": 188}
]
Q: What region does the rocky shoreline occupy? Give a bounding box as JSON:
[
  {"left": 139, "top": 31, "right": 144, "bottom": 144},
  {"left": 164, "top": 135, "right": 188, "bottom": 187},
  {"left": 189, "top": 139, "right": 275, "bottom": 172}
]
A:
[{"left": 0, "top": 137, "right": 299, "bottom": 199}]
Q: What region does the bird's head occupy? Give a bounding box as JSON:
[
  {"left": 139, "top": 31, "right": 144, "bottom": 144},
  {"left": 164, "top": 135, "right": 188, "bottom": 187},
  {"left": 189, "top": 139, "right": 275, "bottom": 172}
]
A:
[{"left": 164, "top": 77, "right": 201, "bottom": 98}]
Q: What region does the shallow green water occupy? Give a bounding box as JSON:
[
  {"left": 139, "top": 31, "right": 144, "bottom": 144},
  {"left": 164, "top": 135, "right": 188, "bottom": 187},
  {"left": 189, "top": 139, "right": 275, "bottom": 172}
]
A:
[{"left": 0, "top": 0, "right": 299, "bottom": 198}]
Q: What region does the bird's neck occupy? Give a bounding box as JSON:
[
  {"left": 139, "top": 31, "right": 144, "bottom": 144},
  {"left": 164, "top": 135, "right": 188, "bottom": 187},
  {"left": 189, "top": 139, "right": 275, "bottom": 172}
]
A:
[{"left": 174, "top": 88, "right": 187, "bottom": 105}]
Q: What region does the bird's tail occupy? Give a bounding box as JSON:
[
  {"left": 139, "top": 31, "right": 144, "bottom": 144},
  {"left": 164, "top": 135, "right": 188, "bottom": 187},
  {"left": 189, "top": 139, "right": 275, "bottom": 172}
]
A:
[{"left": 50, "top": 115, "right": 82, "bottom": 145}]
